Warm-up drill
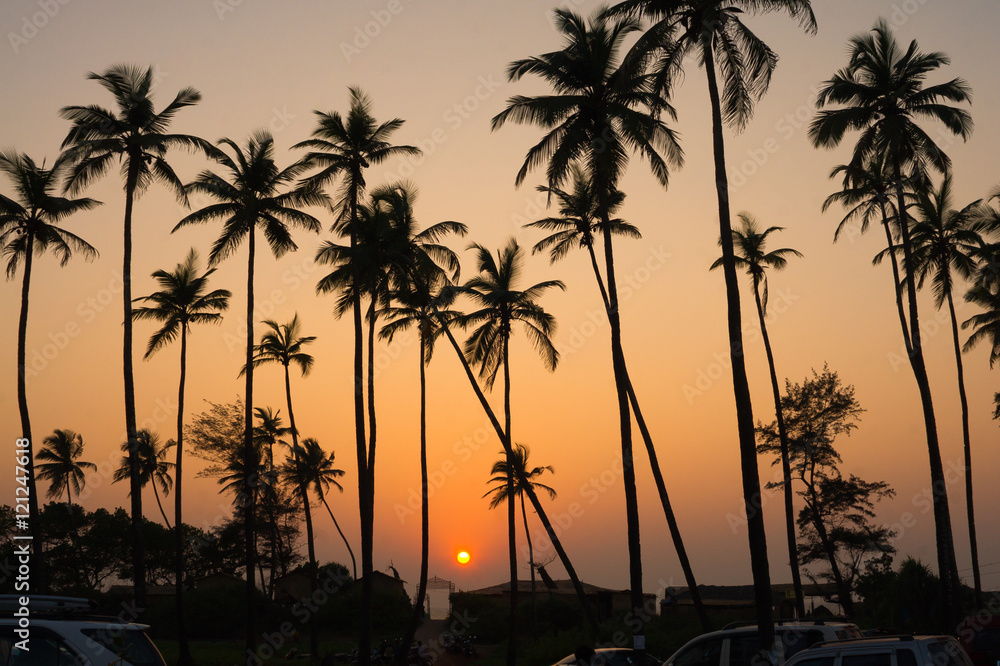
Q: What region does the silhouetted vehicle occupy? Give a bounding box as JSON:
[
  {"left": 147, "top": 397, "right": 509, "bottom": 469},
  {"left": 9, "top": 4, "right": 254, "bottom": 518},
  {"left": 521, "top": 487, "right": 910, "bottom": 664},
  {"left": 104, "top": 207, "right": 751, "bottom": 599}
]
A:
[
  {"left": 664, "top": 620, "right": 863, "bottom": 666},
  {"left": 553, "top": 647, "right": 662, "bottom": 666},
  {"left": 959, "top": 616, "right": 1000, "bottom": 666},
  {"left": 784, "top": 635, "right": 973, "bottom": 666}
]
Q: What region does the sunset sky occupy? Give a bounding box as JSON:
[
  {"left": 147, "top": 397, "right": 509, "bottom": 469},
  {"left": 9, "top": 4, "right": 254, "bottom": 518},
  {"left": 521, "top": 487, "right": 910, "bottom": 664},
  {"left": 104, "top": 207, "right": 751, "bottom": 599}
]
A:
[{"left": 2, "top": 0, "right": 999, "bottom": 600}]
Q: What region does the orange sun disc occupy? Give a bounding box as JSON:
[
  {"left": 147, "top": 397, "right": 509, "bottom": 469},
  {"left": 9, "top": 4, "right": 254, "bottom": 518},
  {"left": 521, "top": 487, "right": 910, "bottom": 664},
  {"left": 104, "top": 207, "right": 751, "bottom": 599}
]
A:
[{"left": 457, "top": 551, "right": 471, "bottom": 565}]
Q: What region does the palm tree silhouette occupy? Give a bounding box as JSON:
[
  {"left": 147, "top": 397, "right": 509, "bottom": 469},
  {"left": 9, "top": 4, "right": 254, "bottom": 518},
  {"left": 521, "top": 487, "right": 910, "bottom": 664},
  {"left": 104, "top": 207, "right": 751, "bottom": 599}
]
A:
[
  {"left": 712, "top": 213, "right": 805, "bottom": 615},
  {"left": 0, "top": 149, "right": 98, "bottom": 586},
  {"left": 36, "top": 429, "right": 97, "bottom": 507},
  {"left": 529, "top": 164, "right": 711, "bottom": 629},
  {"left": 252, "top": 406, "right": 291, "bottom": 603},
  {"left": 905, "top": 173, "right": 985, "bottom": 607},
  {"left": 60, "top": 65, "right": 210, "bottom": 606},
  {"left": 130, "top": 246, "right": 229, "bottom": 665},
  {"left": 173, "top": 130, "right": 324, "bottom": 650},
  {"left": 295, "top": 90, "right": 420, "bottom": 661},
  {"left": 112, "top": 429, "right": 175, "bottom": 528},
  {"left": 492, "top": 9, "right": 683, "bottom": 634},
  {"left": 483, "top": 443, "right": 556, "bottom": 634},
  {"left": 810, "top": 19, "right": 973, "bottom": 623},
  {"left": 458, "top": 237, "right": 562, "bottom": 666},
  {"left": 607, "top": 0, "right": 818, "bottom": 640}
]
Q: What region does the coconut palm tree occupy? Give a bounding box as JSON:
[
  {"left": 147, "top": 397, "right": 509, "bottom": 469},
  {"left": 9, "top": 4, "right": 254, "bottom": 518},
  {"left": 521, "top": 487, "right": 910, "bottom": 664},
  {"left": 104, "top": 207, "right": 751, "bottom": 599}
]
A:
[
  {"left": 492, "top": 8, "right": 683, "bottom": 634},
  {"left": 963, "top": 286, "right": 1000, "bottom": 368},
  {"left": 810, "top": 19, "right": 973, "bottom": 624},
  {"left": 905, "top": 173, "right": 985, "bottom": 607},
  {"left": 483, "top": 443, "right": 557, "bottom": 634},
  {"left": 112, "top": 430, "right": 175, "bottom": 527},
  {"left": 294, "top": 91, "right": 419, "bottom": 662},
  {"left": 130, "top": 246, "right": 229, "bottom": 665},
  {"left": 60, "top": 65, "right": 211, "bottom": 605},
  {"left": 0, "top": 150, "right": 99, "bottom": 584},
  {"left": 711, "top": 213, "right": 805, "bottom": 615},
  {"left": 606, "top": 0, "right": 817, "bottom": 640},
  {"left": 458, "top": 237, "right": 563, "bottom": 666},
  {"left": 529, "top": 165, "right": 711, "bottom": 629},
  {"left": 173, "top": 129, "right": 324, "bottom": 649},
  {"left": 36, "top": 429, "right": 96, "bottom": 506}
]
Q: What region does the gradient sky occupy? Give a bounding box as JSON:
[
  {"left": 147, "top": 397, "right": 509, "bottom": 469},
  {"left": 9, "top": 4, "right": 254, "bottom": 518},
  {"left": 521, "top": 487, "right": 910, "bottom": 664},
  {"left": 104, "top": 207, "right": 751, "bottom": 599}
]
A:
[{"left": 2, "top": 0, "right": 999, "bottom": 598}]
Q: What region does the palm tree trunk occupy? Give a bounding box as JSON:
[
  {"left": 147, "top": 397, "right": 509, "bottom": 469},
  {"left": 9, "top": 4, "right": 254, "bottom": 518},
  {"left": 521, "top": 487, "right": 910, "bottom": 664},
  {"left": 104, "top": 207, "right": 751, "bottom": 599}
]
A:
[
  {"left": 123, "top": 163, "right": 146, "bottom": 611},
  {"left": 367, "top": 299, "right": 378, "bottom": 478},
  {"left": 503, "top": 336, "right": 517, "bottom": 666},
  {"left": 285, "top": 366, "right": 319, "bottom": 658},
  {"left": 175, "top": 324, "right": 193, "bottom": 666},
  {"left": 891, "top": 158, "right": 960, "bottom": 628},
  {"left": 703, "top": 46, "right": 773, "bottom": 648},
  {"left": 946, "top": 290, "right": 981, "bottom": 608},
  {"left": 152, "top": 484, "right": 171, "bottom": 529},
  {"left": 878, "top": 202, "right": 913, "bottom": 354},
  {"left": 398, "top": 333, "right": 430, "bottom": 666},
  {"left": 586, "top": 243, "right": 711, "bottom": 630},
  {"left": 245, "top": 226, "right": 258, "bottom": 653},
  {"left": 753, "top": 287, "right": 805, "bottom": 617},
  {"left": 437, "top": 318, "right": 600, "bottom": 633},
  {"left": 520, "top": 494, "right": 538, "bottom": 635},
  {"left": 321, "top": 493, "right": 357, "bottom": 578},
  {"left": 16, "top": 235, "right": 46, "bottom": 591}
]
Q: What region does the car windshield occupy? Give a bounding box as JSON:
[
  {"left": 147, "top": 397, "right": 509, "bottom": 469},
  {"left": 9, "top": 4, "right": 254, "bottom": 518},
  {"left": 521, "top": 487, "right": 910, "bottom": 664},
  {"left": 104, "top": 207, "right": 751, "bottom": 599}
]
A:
[
  {"left": 927, "top": 640, "right": 974, "bottom": 666},
  {"left": 80, "top": 628, "right": 167, "bottom": 666}
]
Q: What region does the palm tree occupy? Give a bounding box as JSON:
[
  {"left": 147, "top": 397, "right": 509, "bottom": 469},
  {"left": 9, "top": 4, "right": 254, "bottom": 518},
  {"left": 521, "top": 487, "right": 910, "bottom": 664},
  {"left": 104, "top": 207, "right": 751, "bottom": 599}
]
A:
[
  {"left": 483, "top": 443, "right": 557, "bottom": 634},
  {"left": 606, "top": 0, "right": 817, "bottom": 641},
  {"left": 810, "top": 19, "right": 973, "bottom": 624},
  {"left": 252, "top": 406, "right": 291, "bottom": 602},
  {"left": 173, "top": 130, "right": 324, "bottom": 650},
  {"left": 963, "top": 286, "right": 1000, "bottom": 368},
  {"left": 906, "top": 173, "right": 985, "bottom": 608},
  {"left": 294, "top": 90, "right": 420, "bottom": 662},
  {"left": 112, "top": 430, "right": 175, "bottom": 527},
  {"left": 492, "top": 8, "right": 683, "bottom": 635},
  {"left": 60, "top": 65, "right": 210, "bottom": 606},
  {"left": 711, "top": 213, "right": 805, "bottom": 616},
  {"left": 130, "top": 246, "right": 229, "bottom": 665},
  {"left": 529, "top": 165, "right": 711, "bottom": 629},
  {"left": 458, "top": 238, "right": 563, "bottom": 666},
  {"left": 0, "top": 150, "right": 99, "bottom": 585},
  {"left": 283, "top": 438, "right": 356, "bottom": 578},
  {"left": 35, "top": 429, "right": 96, "bottom": 506}
]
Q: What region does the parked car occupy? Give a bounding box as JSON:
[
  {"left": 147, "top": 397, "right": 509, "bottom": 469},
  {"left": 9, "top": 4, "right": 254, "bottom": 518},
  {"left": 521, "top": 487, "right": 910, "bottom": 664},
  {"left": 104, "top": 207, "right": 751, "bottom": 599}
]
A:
[
  {"left": 959, "top": 615, "right": 1000, "bottom": 666},
  {"left": 784, "top": 635, "right": 973, "bottom": 666},
  {"left": 664, "top": 620, "right": 864, "bottom": 666},
  {"left": 554, "top": 647, "right": 663, "bottom": 666},
  {"left": 0, "top": 595, "right": 167, "bottom": 666}
]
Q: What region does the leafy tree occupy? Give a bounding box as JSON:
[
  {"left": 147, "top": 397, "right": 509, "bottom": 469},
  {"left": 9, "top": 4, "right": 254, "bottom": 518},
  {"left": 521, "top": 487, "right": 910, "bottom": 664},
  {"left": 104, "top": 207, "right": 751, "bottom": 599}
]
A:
[
  {"left": 856, "top": 557, "right": 941, "bottom": 634},
  {"left": 112, "top": 429, "right": 175, "bottom": 527},
  {"left": 60, "top": 65, "right": 210, "bottom": 606},
  {"left": 712, "top": 213, "right": 805, "bottom": 615},
  {"left": 36, "top": 429, "right": 96, "bottom": 506},
  {"left": 0, "top": 150, "right": 99, "bottom": 587},
  {"left": 810, "top": 19, "right": 973, "bottom": 624}
]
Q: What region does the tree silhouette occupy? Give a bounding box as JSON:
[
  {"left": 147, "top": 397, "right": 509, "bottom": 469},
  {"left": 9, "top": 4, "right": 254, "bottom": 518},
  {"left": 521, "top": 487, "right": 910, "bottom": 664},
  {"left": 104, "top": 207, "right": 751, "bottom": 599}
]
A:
[
  {"left": 112, "top": 430, "right": 175, "bottom": 528},
  {"left": 36, "top": 429, "right": 96, "bottom": 506}
]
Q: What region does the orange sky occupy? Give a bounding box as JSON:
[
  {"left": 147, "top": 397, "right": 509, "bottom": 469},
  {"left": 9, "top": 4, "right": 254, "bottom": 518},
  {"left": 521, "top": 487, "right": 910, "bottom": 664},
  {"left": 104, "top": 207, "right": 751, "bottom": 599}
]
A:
[{"left": 1, "top": 1, "right": 999, "bottom": 598}]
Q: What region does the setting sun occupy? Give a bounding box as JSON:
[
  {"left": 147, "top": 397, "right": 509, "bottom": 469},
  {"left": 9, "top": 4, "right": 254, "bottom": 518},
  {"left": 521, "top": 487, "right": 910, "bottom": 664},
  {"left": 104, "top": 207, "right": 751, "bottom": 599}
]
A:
[{"left": 456, "top": 551, "right": 471, "bottom": 565}]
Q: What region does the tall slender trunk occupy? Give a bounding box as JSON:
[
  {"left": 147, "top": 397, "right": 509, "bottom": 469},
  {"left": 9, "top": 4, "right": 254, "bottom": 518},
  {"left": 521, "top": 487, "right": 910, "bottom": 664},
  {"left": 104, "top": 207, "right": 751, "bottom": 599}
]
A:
[
  {"left": 437, "top": 319, "right": 599, "bottom": 633},
  {"left": 175, "top": 324, "right": 193, "bottom": 666},
  {"left": 878, "top": 201, "right": 913, "bottom": 354},
  {"left": 804, "top": 472, "right": 854, "bottom": 616},
  {"left": 245, "top": 227, "right": 258, "bottom": 656},
  {"left": 703, "top": 47, "right": 773, "bottom": 648},
  {"left": 16, "top": 234, "right": 46, "bottom": 591},
  {"left": 321, "top": 494, "right": 357, "bottom": 579},
  {"left": 398, "top": 332, "right": 430, "bottom": 666},
  {"left": 285, "top": 366, "right": 318, "bottom": 658},
  {"left": 503, "top": 335, "right": 517, "bottom": 666},
  {"left": 152, "top": 485, "right": 171, "bottom": 528},
  {"left": 367, "top": 299, "right": 378, "bottom": 477},
  {"left": 891, "top": 158, "right": 960, "bottom": 628},
  {"left": 585, "top": 242, "right": 711, "bottom": 631},
  {"left": 520, "top": 493, "right": 538, "bottom": 635},
  {"left": 946, "top": 290, "right": 981, "bottom": 608},
  {"left": 123, "top": 164, "right": 146, "bottom": 611},
  {"left": 753, "top": 286, "right": 805, "bottom": 617}
]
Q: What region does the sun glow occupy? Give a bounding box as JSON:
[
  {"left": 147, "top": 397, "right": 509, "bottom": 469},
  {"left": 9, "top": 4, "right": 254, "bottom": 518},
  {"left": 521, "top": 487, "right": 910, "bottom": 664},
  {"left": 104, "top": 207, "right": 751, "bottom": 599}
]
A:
[{"left": 456, "top": 551, "right": 471, "bottom": 565}]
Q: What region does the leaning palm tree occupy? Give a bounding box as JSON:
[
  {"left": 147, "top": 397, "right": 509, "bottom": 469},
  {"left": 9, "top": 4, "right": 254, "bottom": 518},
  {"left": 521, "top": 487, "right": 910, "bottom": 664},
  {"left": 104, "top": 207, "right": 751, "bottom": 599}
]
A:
[
  {"left": 711, "top": 213, "right": 805, "bottom": 616},
  {"left": 483, "top": 443, "right": 557, "bottom": 635},
  {"left": 529, "top": 165, "right": 711, "bottom": 629},
  {"left": 606, "top": 0, "right": 817, "bottom": 641},
  {"left": 130, "top": 246, "right": 229, "bottom": 666},
  {"left": 0, "top": 150, "right": 98, "bottom": 584},
  {"left": 112, "top": 430, "right": 175, "bottom": 527},
  {"left": 492, "top": 8, "right": 683, "bottom": 637},
  {"left": 458, "top": 238, "right": 563, "bottom": 666},
  {"left": 173, "top": 130, "right": 324, "bottom": 650},
  {"left": 810, "top": 19, "right": 973, "bottom": 625},
  {"left": 36, "top": 429, "right": 96, "bottom": 506},
  {"left": 906, "top": 173, "right": 985, "bottom": 608},
  {"left": 294, "top": 90, "right": 420, "bottom": 663},
  {"left": 60, "top": 65, "right": 210, "bottom": 606}
]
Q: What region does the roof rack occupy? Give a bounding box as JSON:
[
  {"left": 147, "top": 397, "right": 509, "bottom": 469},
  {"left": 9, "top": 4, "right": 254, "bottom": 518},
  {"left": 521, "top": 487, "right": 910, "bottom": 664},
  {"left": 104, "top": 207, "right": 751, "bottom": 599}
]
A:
[
  {"left": 720, "top": 618, "right": 855, "bottom": 631},
  {"left": 0, "top": 595, "right": 98, "bottom": 614}
]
